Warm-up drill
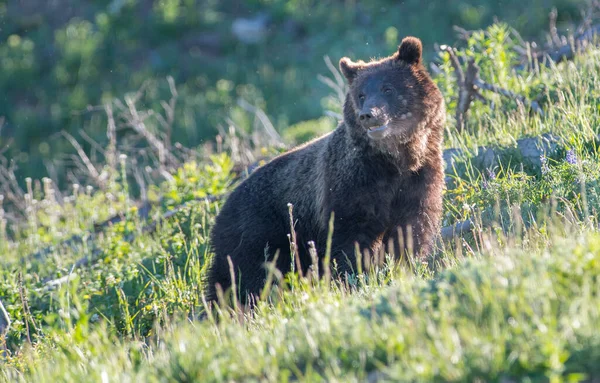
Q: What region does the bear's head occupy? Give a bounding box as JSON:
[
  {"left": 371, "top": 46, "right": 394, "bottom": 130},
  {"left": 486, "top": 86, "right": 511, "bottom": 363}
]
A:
[{"left": 339, "top": 36, "right": 443, "bottom": 144}]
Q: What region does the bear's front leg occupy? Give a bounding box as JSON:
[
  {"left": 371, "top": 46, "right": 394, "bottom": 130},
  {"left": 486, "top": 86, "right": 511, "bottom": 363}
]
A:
[
  {"left": 384, "top": 199, "right": 442, "bottom": 265},
  {"left": 327, "top": 224, "right": 387, "bottom": 278}
]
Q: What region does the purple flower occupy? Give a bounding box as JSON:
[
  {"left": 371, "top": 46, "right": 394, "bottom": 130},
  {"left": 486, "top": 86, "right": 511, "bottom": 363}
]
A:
[
  {"left": 566, "top": 150, "right": 577, "bottom": 165},
  {"left": 482, "top": 168, "right": 495, "bottom": 189}
]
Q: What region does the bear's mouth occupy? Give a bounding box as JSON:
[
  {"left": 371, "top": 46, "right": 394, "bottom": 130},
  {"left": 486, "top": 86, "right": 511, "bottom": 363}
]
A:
[{"left": 367, "top": 124, "right": 389, "bottom": 140}]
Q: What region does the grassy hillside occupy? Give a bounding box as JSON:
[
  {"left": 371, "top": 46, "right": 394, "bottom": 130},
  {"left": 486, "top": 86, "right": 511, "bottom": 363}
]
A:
[{"left": 2, "top": 11, "right": 600, "bottom": 383}]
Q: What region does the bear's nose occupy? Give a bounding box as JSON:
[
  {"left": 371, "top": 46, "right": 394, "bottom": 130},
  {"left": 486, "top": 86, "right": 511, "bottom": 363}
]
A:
[
  {"left": 359, "top": 108, "right": 383, "bottom": 127},
  {"left": 359, "top": 111, "right": 372, "bottom": 121}
]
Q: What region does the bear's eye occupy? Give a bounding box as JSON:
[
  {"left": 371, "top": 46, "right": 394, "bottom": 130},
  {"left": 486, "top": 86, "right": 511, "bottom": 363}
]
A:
[
  {"left": 382, "top": 87, "right": 393, "bottom": 95},
  {"left": 358, "top": 94, "right": 365, "bottom": 102}
]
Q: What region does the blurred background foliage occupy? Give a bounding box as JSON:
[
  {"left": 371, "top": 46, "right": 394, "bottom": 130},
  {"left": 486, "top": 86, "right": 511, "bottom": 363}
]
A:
[{"left": 0, "top": 0, "right": 583, "bottom": 183}]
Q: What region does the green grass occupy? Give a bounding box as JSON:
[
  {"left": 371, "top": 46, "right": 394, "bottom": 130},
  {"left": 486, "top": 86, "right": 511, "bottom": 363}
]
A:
[{"left": 2, "top": 20, "right": 600, "bottom": 382}]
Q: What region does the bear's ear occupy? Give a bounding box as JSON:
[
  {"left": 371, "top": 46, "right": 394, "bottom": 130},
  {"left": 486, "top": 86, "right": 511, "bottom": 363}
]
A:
[
  {"left": 397, "top": 36, "right": 422, "bottom": 65},
  {"left": 339, "top": 57, "right": 360, "bottom": 83}
]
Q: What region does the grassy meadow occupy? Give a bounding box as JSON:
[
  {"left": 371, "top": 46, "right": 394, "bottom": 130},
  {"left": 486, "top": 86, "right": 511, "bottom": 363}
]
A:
[{"left": 2, "top": 2, "right": 600, "bottom": 382}]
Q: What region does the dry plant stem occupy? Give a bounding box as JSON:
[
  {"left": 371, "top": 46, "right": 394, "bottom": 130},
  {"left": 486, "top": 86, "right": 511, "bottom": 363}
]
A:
[
  {"left": 473, "top": 78, "right": 544, "bottom": 116},
  {"left": 105, "top": 103, "right": 118, "bottom": 171},
  {"left": 124, "top": 95, "right": 178, "bottom": 168},
  {"left": 46, "top": 78, "right": 184, "bottom": 194},
  {"left": 443, "top": 47, "right": 481, "bottom": 131},
  {"left": 18, "top": 272, "right": 36, "bottom": 343},
  {"left": 307, "top": 241, "right": 319, "bottom": 281},
  {"left": 69, "top": 76, "right": 183, "bottom": 186},
  {"left": 259, "top": 250, "right": 281, "bottom": 303},
  {"left": 78, "top": 130, "right": 108, "bottom": 157},
  {"left": 317, "top": 55, "right": 348, "bottom": 120},
  {"left": 217, "top": 123, "right": 262, "bottom": 168},
  {"left": 549, "top": 8, "right": 563, "bottom": 48},
  {"left": 538, "top": 4, "right": 600, "bottom": 64},
  {"left": 287, "top": 203, "right": 303, "bottom": 279},
  {"left": 226, "top": 256, "right": 241, "bottom": 318},
  {"left": 155, "top": 76, "right": 178, "bottom": 149},
  {"left": 62, "top": 131, "right": 104, "bottom": 188},
  {"left": 236, "top": 98, "right": 285, "bottom": 148},
  {"left": 0, "top": 157, "right": 26, "bottom": 212},
  {"left": 543, "top": 23, "right": 600, "bottom": 63},
  {"left": 443, "top": 46, "right": 544, "bottom": 132}
]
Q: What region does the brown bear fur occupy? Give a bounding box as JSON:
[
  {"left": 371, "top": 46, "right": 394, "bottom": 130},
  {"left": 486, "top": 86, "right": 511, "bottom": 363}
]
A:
[{"left": 205, "top": 36, "right": 445, "bottom": 305}]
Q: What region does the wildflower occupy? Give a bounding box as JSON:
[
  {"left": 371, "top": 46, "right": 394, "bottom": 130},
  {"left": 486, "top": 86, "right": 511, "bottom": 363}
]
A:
[
  {"left": 566, "top": 150, "right": 577, "bottom": 165},
  {"left": 482, "top": 168, "right": 495, "bottom": 189}
]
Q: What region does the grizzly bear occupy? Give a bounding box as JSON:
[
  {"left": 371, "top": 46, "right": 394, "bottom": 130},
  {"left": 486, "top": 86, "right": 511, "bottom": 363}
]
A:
[{"left": 205, "top": 36, "right": 445, "bottom": 305}]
